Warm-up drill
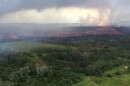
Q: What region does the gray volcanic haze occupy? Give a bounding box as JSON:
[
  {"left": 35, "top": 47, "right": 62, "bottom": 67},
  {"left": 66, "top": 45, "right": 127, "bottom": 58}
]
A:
[{"left": 0, "top": 0, "right": 130, "bottom": 26}]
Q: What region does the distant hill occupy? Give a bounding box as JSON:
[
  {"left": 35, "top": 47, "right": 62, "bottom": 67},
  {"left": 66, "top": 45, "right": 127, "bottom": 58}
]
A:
[
  {"left": 0, "top": 23, "right": 130, "bottom": 42},
  {"left": 114, "top": 26, "right": 130, "bottom": 35}
]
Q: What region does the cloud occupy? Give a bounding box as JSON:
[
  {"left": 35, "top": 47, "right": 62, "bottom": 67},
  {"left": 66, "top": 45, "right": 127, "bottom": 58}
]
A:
[
  {"left": 0, "top": 7, "right": 100, "bottom": 24},
  {"left": 0, "top": 0, "right": 130, "bottom": 25},
  {"left": 0, "top": 0, "right": 110, "bottom": 14}
]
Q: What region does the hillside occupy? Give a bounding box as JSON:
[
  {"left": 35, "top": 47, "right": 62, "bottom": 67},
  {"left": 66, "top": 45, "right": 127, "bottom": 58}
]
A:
[
  {"left": 0, "top": 24, "right": 130, "bottom": 42},
  {"left": 0, "top": 38, "right": 130, "bottom": 86}
]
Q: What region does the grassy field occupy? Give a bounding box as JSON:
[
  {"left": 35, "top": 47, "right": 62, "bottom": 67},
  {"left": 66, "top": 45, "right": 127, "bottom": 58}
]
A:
[
  {"left": 72, "top": 75, "right": 130, "bottom": 86},
  {"left": 72, "top": 66, "right": 130, "bottom": 86}
]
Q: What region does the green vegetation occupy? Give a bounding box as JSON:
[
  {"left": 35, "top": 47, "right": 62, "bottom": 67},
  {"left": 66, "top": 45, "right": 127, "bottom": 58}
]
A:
[
  {"left": 72, "top": 74, "right": 130, "bottom": 86},
  {"left": 0, "top": 37, "right": 130, "bottom": 86}
]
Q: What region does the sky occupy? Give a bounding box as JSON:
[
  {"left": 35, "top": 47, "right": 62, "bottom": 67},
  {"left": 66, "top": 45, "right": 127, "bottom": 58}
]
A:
[{"left": 0, "top": 0, "right": 130, "bottom": 26}]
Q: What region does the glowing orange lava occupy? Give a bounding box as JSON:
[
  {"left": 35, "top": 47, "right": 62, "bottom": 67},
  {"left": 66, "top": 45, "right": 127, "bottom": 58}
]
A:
[{"left": 98, "top": 21, "right": 108, "bottom": 26}]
